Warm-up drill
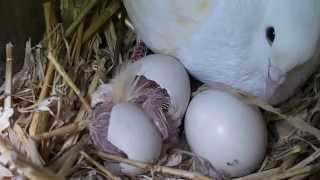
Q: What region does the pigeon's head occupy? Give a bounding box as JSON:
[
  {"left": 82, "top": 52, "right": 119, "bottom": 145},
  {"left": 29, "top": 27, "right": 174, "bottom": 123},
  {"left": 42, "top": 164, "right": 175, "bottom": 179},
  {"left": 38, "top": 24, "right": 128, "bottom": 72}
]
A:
[{"left": 252, "top": 0, "right": 320, "bottom": 99}]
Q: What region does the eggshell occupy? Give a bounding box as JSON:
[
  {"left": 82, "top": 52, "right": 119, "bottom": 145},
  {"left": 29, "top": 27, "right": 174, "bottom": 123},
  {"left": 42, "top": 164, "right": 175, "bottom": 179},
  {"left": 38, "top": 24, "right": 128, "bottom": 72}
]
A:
[
  {"left": 184, "top": 90, "right": 267, "bottom": 177},
  {"left": 108, "top": 102, "right": 162, "bottom": 175},
  {"left": 136, "top": 54, "right": 190, "bottom": 118}
]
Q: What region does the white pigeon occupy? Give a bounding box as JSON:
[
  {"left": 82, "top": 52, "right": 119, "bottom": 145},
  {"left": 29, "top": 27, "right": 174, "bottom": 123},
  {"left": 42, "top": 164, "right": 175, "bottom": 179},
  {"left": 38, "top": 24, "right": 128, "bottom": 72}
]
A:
[{"left": 122, "top": 0, "right": 320, "bottom": 104}]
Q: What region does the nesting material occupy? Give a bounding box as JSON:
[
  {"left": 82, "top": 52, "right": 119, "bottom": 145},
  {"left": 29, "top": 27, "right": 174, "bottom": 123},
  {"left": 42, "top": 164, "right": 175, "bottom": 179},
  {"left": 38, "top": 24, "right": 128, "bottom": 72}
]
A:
[{"left": 0, "top": 1, "right": 320, "bottom": 180}]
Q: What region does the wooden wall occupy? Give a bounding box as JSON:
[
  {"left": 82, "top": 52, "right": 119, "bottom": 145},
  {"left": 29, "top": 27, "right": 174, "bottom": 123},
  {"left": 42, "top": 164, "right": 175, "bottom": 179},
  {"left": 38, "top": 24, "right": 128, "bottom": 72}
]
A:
[{"left": 0, "top": 0, "right": 45, "bottom": 82}]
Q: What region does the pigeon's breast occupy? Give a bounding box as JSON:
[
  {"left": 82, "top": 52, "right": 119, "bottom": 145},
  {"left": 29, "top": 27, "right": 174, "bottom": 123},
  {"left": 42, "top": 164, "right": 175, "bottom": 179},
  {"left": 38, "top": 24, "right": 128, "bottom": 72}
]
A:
[{"left": 123, "top": 0, "right": 214, "bottom": 55}]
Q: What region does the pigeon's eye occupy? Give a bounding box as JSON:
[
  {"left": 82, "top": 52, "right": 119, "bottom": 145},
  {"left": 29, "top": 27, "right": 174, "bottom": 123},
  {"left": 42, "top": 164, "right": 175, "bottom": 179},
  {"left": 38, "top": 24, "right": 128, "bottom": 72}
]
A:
[{"left": 266, "top": 26, "right": 275, "bottom": 46}]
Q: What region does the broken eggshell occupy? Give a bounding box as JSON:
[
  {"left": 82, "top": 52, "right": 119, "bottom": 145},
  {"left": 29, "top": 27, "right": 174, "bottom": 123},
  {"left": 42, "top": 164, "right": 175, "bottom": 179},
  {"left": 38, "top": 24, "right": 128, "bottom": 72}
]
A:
[
  {"left": 108, "top": 102, "right": 162, "bottom": 175},
  {"left": 184, "top": 89, "right": 267, "bottom": 177},
  {"left": 90, "top": 100, "right": 162, "bottom": 175},
  {"left": 89, "top": 92, "right": 163, "bottom": 175},
  {"left": 135, "top": 54, "right": 191, "bottom": 125}
]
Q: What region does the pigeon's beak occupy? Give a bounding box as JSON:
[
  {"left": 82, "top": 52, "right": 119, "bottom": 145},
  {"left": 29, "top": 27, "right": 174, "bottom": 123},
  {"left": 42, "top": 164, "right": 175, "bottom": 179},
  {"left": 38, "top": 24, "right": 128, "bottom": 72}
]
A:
[{"left": 264, "top": 61, "right": 286, "bottom": 100}]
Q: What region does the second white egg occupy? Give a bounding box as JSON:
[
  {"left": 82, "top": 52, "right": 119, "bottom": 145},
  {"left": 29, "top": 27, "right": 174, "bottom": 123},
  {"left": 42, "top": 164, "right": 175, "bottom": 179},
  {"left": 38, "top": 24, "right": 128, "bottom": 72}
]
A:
[{"left": 184, "top": 90, "right": 267, "bottom": 177}]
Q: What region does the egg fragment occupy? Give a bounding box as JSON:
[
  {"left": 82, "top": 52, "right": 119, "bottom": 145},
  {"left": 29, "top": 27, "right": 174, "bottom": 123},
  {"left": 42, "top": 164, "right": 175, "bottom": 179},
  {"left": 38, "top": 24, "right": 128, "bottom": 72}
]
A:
[
  {"left": 108, "top": 102, "right": 162, "bottom": 175},
  {"left": 184, "top": 90, "right": 267, "bottom": 177},
  {"left": 90, "top": 101, "right": 162, "bottom": 175}
]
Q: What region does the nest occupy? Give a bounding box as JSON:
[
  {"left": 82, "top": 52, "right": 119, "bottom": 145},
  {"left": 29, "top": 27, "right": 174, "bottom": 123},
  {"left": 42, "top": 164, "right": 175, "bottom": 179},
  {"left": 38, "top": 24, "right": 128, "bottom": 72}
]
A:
[{"left": 0, "top": 0, "right": 320, "bottom": 179}]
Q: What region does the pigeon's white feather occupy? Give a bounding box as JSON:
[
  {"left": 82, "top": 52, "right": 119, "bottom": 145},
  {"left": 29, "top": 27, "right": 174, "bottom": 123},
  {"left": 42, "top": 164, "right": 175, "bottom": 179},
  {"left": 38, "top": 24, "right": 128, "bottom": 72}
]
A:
[{"left": 123, "top": 0, "right": 320, "bottom": 103}]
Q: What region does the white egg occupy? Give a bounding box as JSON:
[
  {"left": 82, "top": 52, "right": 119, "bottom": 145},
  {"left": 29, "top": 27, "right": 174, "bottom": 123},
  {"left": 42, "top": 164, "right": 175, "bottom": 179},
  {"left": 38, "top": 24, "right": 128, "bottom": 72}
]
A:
[
  {"left": 108, "top": 102, "right": 162, "bottom": 175},
  {"left": 184, "top": 90, "right": 267, "bottom": 177},
  {"left": 136, "top": 54, "right": 191, "bottom": 119}
]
